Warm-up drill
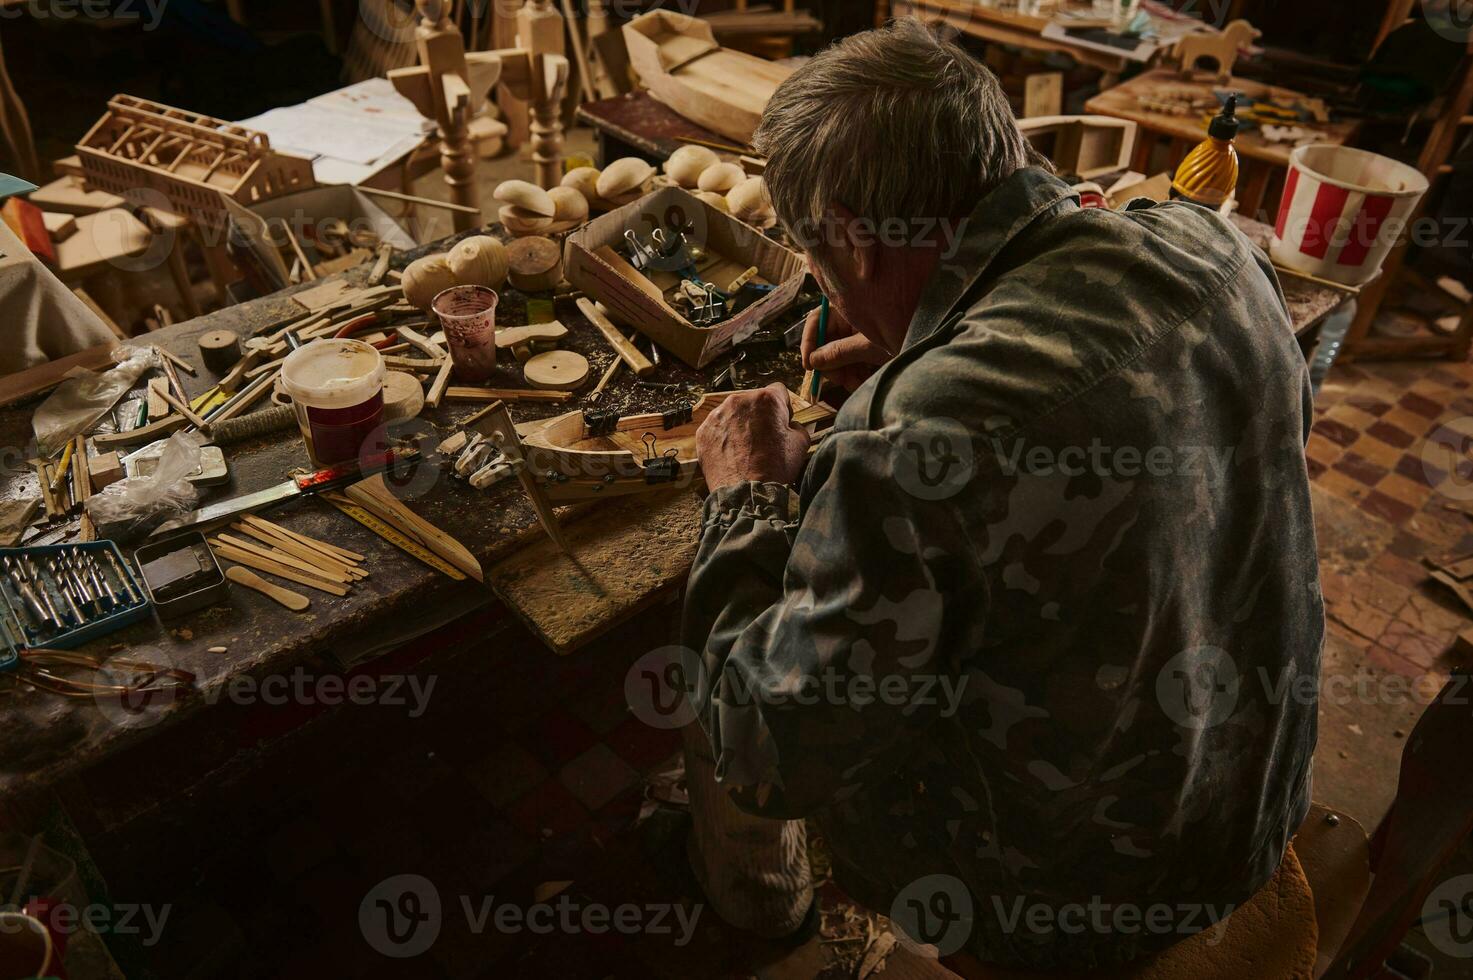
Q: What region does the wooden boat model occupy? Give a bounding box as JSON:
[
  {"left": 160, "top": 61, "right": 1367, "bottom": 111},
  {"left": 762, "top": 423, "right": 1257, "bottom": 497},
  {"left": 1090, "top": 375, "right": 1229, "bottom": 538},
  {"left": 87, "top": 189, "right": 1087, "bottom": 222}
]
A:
[
  {"left": 622, "top": 10, "right": 794, "bottom": 146},
  {"left": 509, "top": 390, "right": 834, "bottom": 504}
]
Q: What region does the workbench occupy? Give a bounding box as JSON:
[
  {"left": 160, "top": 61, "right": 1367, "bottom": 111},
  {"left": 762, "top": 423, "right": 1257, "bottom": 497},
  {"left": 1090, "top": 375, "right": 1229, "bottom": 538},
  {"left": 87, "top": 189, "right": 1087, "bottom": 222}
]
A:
[
  {"left": 576, "top": 92, "right": 748, "bottom": 166},
  {"left": 0, "top": 224, "right": 805, "bottom": 820},
  {"left": 1085, "top": 68, "right": 1360, "bottom": 220},
  {"left": 0, "top": 208, "right": 1350, "bottom": 822}
]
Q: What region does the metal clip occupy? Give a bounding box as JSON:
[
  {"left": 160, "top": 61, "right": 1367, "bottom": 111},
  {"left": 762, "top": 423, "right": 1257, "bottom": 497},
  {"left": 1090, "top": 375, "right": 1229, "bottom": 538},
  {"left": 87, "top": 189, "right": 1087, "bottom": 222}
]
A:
[
  {"left": 641, "top": 433, "right": 681, "bottom": 483},
  {"left": 583, "top": 409, "right": 622, "bottom": 437},
  {"left": 661, "top": 404, "right": 694, "bottom": 430},
  {"left": 624, "top": 230, "right": 658, "bottom": 271}
]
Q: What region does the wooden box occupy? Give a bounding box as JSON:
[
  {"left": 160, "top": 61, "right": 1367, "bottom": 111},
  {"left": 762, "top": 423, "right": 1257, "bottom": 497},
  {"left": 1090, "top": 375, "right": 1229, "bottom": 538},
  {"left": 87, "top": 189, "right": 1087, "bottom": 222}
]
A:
[{"left": 565, "top": 186, "right": 804, "bottom": 369}]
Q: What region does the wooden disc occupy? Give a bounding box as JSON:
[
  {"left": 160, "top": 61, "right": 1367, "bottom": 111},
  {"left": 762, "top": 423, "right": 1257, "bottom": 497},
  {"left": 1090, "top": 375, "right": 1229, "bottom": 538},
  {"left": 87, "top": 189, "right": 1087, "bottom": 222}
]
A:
[
  {"left": 382, "top": 371, "right": 426, "bottom": 420},
  {"left": 506, "top": 236, "right": 563, "bottom": 292},
  {"left": 523, "top": 350, "right": 590, "bottom": 391},
  {"left": 199, "top": 329, "right": 242, "bottom": 373}
]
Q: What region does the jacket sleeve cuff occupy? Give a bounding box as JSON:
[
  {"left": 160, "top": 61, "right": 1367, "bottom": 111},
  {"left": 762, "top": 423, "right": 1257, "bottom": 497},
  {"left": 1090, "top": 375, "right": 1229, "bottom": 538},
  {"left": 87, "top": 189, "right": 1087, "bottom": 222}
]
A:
[{"left": 702, "top": 482, "right": 793, "bottom": 530}]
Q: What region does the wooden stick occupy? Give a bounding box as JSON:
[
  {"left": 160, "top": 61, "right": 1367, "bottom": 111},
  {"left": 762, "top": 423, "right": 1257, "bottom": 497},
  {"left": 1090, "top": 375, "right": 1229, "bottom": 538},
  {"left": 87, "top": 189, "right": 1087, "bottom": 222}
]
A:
[
  {"left": 209, "top": 542, "right": 350, "bottom": 595},
  {"left": 229, "top": 522, "right": 366, "bottom": 580},
  {"left": 356, "top": 185, "right": 483, "bottom": 215},
  {"left": 35, "top": 460, "right": 59, "bottom": 519},
  {"left": 590, "top": 356, "right": 622, "bottom": 399},
  {"left": 225, "top": 566, "right": 310, "bottom": 611},
  {"left": 244, "top": 514, "right": 365, "bottom": 564},
  {"left": 214, "top": 533, "right": 353, "bottom": 583},
  {"left": 345, "top": 475, "right": 483, "bottom": 582},
  {"left": 576, "top": 298, "right": 655, "bottom": 377},
  {"left": 154, "top": 345, "right": 198, "bottom": 376},
  {"left": 445, "top": 387, "right": 573, "bottom": 403},
  {"left": 72, "top": 436, "right": 91, "bottom": 504},
  {"left": 426, "top": 357, "right": 455, "bottom": 409},
  {"left": 155, "top": 386, "right": 209, "bottom": 430},
  {"left": 211, "top": 367, "right": 280, "bottom": 425},
  {"left": 278, "top": 220, "right": 318, "bottom": 281}
]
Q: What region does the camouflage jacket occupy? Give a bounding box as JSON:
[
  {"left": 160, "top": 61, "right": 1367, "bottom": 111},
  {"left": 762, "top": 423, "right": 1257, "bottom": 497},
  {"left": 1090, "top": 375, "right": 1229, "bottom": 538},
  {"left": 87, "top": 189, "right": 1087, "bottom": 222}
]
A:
[{"left": 681, "top": 167, "right": 1322, "bottom": 969}]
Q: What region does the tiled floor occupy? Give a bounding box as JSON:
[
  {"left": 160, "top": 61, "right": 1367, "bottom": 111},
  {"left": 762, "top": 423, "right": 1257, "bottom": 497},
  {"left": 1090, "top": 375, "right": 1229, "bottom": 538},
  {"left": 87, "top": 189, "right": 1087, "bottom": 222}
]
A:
[
  {"left": 1308, "top": 359, "right": 1471, "bottom": 688},
  {"left": 65, "top": 358, "right": 1473, "bottom": 980}
]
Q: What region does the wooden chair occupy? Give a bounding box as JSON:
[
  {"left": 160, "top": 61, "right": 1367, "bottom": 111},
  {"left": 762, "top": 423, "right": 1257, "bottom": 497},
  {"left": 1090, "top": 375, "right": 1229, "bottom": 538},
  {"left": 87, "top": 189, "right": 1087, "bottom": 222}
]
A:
[
  {"left": 1342, "top": 43, "right": 1473, "bottom": 361},
  {"left": 935, "top": 668, "right": 1473, "bottom": 979}
]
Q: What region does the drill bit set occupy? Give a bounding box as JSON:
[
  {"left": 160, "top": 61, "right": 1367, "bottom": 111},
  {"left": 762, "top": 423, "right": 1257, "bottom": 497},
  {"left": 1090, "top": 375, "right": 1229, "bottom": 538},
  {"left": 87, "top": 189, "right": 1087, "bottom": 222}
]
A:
[{"left": 0, "top": 544, "right": 151, "bottom": 651}]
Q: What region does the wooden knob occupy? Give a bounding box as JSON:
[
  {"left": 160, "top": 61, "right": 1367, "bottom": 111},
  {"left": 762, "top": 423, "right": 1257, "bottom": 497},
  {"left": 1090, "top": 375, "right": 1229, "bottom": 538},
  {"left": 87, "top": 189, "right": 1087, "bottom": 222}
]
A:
[
  {"left": 506, "top": 236, "right": 563, "bottom": 293},
  {"left": 199, "top": 330, "right": 242, "bottom": 374}
]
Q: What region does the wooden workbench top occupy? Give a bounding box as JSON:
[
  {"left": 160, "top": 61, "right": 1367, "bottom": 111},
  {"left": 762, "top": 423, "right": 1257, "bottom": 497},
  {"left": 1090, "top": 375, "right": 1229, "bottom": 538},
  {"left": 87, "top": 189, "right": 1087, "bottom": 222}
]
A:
[{"left": 1086, "top": 68, "right": 1359, "bottom": 168}]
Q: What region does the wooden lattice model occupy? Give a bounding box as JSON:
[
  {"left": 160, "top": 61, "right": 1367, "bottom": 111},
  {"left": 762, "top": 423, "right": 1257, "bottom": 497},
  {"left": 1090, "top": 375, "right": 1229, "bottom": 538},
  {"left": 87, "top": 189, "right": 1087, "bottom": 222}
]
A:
[{"left": 76, "top": 95, "right": 315, "bottom": 231}]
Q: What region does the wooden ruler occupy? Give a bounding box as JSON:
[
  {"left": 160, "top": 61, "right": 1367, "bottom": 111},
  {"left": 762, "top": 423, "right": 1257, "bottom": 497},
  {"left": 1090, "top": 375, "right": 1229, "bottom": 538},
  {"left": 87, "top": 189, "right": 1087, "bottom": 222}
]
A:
[{"left": 320, "top": 492, "right": 467, "bottom": 581}]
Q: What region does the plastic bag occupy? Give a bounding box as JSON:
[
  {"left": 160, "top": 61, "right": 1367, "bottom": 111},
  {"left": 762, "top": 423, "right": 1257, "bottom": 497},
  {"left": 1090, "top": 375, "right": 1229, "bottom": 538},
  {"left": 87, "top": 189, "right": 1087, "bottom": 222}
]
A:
[
  {"left": 33, "top": 347, "right": 162, "bottom": 457},
  {"left": 85, "top": 432, "right": 204, "bottom": 541}
]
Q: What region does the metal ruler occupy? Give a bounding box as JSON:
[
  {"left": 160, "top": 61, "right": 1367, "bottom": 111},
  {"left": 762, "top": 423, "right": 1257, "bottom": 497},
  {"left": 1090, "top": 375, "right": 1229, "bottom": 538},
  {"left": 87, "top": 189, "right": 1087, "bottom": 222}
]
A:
[{"left": 320, "top": 493, "right": 466, "bottom": 581}]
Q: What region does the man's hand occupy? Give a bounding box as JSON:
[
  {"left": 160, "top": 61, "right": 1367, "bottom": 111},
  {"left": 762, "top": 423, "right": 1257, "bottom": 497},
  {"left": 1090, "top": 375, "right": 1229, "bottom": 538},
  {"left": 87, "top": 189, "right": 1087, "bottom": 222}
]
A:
[
  {"left": 697, "top": 382, "right": 812, "bottom": 491},
  {"left": 801, "top": 302, "right": 890, "bottom": 392}
]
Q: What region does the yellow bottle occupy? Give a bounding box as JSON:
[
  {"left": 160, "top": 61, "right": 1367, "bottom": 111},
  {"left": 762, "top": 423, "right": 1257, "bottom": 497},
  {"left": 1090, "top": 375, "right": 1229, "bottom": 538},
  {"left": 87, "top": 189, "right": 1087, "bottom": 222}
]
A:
[{"left": 1170, "top": 95, "right": 1241, "bottom": 209}]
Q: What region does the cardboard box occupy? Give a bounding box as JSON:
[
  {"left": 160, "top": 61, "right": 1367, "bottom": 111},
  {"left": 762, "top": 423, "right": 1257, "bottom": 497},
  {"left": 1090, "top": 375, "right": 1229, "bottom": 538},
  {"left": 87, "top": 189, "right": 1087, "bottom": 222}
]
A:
[{"left": 565, "top": 186, "right": 804, "bottom": 369}]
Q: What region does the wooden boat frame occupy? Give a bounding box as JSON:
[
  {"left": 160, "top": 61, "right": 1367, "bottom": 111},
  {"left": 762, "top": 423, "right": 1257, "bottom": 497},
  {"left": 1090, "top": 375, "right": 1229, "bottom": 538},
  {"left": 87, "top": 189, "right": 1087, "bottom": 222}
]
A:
[
  {"left": 465, "top": 390, "right": 833, "bottom": 551},
  {"left": 622, "top": 9, "right": 794, "bottom": 146}
]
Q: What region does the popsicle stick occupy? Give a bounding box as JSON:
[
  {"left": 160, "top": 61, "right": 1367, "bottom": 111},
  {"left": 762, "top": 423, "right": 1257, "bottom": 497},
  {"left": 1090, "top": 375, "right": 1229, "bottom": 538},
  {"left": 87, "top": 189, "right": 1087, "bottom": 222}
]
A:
[
  {"left": 226, "top": 566, "right": 310, "bottom": 611},
  {"left": 229, "top": 522, "right": 366, "bottom": 580},
  {"left": 155, "top": 387, "right": 209, "bottom": 430},
  {"left": 243, "top": 514, "right": 365, "bottom": 563},
  {"left": 209, "top": 542, "right": 350, "bottom": 596},
  {"left": 214, "top": 533, "right": 353, "bottom": 583}
]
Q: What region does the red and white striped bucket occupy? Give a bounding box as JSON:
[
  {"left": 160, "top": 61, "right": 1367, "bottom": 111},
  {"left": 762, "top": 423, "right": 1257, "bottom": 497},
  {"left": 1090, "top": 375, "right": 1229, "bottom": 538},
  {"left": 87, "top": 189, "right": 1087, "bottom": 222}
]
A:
[{"left": 1271, "top": 145, "right": 1428, "bottom": 286}]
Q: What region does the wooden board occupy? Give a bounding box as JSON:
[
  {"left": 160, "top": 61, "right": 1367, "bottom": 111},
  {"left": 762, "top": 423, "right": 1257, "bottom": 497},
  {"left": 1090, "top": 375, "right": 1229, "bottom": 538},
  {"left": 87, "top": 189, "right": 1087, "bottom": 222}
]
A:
[
  {"left": 0, "top": 342, "right": 119, "bottom": 408},
  {"left": 24, "top": 176, "right": 125, "bottom": 215},
  {"left": 53, "top": 209, "right": 153, "bottom": 282},
  {"left": 488, "top": 490, "right": 702, "bottom": 653}
]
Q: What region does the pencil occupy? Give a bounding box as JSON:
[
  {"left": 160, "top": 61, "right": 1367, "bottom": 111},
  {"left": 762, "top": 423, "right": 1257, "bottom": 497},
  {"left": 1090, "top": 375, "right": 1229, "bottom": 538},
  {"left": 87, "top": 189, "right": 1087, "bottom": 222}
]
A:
[{"left": 810, "top": 295, "right": 829, "bottom": 400}]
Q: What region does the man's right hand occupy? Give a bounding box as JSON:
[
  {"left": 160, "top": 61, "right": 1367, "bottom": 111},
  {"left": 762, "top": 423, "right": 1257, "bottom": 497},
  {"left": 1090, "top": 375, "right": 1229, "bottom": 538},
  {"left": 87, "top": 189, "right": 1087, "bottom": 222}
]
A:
[{"left": 800, "top": 302, "right": 891, "bottom": 392}]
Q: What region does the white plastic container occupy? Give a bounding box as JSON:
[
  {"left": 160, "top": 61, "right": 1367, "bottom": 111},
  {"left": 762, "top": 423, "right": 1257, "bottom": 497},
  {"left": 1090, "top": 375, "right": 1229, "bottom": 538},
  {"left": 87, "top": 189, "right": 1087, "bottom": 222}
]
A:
[
  {"left": 278, "top": 339, "right": 386, "bottom": 468},
  {"left": 1271, "top": 144, "right": 1428, "bottom": 287}
]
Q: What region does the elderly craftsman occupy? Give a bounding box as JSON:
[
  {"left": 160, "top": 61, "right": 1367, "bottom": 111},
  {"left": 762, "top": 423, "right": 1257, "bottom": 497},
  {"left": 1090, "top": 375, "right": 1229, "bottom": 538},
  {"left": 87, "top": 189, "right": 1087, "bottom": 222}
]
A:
[{"left": 681, "top": 19, "right": 1322, "bottom": 973}]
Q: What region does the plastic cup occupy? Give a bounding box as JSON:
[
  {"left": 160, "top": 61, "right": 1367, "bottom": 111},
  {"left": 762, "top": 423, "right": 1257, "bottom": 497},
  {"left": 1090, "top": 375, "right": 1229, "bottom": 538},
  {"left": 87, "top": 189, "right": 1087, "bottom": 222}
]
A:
[
  {"left": 432, "top": 285, "right": 499, "bottom": 384},
  {"left": 279, "top": 339, "right": 386, "bottom": 468}
]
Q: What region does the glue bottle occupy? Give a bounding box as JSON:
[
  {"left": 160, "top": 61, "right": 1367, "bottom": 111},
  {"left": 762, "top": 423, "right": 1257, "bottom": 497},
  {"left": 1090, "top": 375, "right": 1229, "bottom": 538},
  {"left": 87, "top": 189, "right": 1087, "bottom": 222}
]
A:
[{"left": 1170, "top": 95, "right": 1241, "bottom": 209}]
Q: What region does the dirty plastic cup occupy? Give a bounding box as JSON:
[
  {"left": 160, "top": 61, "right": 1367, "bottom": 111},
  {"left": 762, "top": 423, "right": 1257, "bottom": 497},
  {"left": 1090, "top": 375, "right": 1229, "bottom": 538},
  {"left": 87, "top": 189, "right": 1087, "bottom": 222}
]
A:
[
  {"left": 279, "top": 339, "right": 386, "bottom": 468},
  {"left": 1271, "top": 144, "right": 1429, "bottom": 287},
  {"left": 432, "top": 285, "right": 499, "bottom": 384}
]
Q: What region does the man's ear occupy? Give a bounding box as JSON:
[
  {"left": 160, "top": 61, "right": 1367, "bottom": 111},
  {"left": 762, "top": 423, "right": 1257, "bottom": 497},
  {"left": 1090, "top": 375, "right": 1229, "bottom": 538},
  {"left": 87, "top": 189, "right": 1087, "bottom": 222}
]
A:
[{"left": 831, "top": 202, "right": 876, "bottom": 282}]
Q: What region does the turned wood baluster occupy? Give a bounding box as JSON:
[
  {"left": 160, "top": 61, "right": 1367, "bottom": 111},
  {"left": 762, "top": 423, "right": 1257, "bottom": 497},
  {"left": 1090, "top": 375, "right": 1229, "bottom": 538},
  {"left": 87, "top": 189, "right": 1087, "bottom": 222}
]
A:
[{"left": 517, "top": 0, "right": 567, "bottom": 190}]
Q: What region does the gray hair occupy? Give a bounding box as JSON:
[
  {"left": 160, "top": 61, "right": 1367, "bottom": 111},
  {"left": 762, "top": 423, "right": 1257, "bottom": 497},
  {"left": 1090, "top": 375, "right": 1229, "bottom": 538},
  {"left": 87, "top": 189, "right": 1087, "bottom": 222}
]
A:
[{"left": 753, "top": 19, "right": 1044, "bottom": 247}]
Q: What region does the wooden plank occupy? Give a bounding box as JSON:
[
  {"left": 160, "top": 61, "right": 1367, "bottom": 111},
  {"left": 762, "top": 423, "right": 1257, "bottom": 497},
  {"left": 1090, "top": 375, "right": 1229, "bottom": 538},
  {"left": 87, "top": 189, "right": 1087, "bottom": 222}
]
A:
[
  {"left": 445, "top": 387, "right": 573, "bottom": 403},
  {"left": 488, "top": 490, "right": 701, "bottom": 653},
  {"left": 0, "top": 342, "right": 119, "bottom": 408}
]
